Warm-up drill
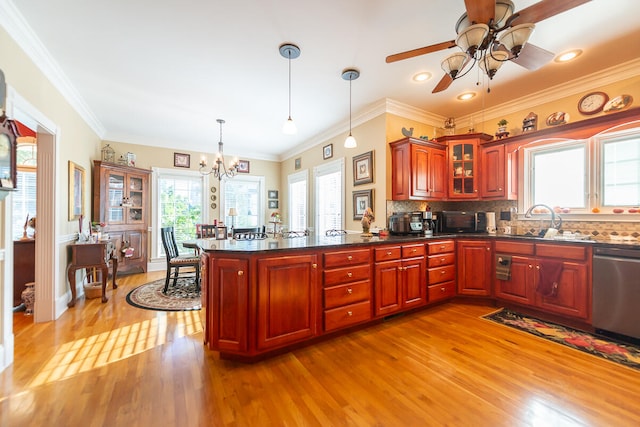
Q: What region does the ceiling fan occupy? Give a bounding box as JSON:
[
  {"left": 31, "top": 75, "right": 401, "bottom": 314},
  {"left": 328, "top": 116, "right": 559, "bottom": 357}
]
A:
[{"left": 386, "top": 0, "right": 592, "bottom": 93}]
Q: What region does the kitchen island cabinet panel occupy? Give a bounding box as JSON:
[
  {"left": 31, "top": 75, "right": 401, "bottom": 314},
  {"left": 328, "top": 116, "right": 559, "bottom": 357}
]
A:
[
  {"left": 256, "top": 254, "right": 319, "bottom": 351},
  {"left": 324, "top": 300, "right": 372, "bottom": 332},
  {"left": 374, "top": 260, "right": 402, "bottom": 316},
  {"left": 210, "top": 257, "right": 249, "bottom": 353}
]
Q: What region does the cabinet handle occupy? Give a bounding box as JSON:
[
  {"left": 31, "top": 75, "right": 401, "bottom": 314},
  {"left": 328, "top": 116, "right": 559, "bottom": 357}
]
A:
[
  {"left": 347, "top": 311, "right": 353, "bottom": 317},
  {"left": 346, "top": 288, "right": 353, "bottom": 294},
  {"left": 498, "top": 187, "right": 503, "bottom": 191},
  {"left": 440, "top": 245, "right": 445, "bottom": 249},
  {"left": 238, "top": 271, "right": 244, "bottom": 276},
  {"left": 440, "top": 287, "right": 446, "bottom": 292},
  {"left": 312, "top": 263, "right": 317, "bottom": 269},
  {"left": 412, "top": 248, "right": 417, "bottom": 253},
  {"left": 387, "top": 251, "right": 392, "bottom": 256},
  {"left": 536, "top": 265, "right": 540, "bottom": 270},
  {"left": 440, "top": 258, "right": 445, "bottom": 262},
  {"left": 528, "top": 264, "right": 533, "bottom": 269},
  {"left": 486, "top": 247, "right": 490, "bottom": 251},
  {"left": 440, "top": 270, "right": 446, "bottom": 274},
  {"left": 347, "top": 255, "right": 353, "bottom": 261},
  {"left": 347, "top": 272, "right": 353, "bottom": 278}
]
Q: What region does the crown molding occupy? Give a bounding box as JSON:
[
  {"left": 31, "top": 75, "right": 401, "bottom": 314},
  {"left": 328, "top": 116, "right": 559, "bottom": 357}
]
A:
[
  {"left": 456, "top": 58, "right": 640, "bottom": 126},
  {"left": 0, "top": 0, "right": 105, "bottom": 138}
]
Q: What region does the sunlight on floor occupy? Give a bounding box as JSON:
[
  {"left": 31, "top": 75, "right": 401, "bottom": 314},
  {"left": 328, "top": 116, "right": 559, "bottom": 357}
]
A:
[
  {"left": 525, "top": 396, "right": 586, "bottom": 426},
  {"left": 27, "top": 311, "right": 202, "bottom": 388}
]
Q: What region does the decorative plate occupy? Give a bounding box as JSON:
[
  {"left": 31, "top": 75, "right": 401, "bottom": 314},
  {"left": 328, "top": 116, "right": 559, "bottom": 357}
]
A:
[
  {"left": 546, "top": 111, "right": 569, "bottom": 126},
  {"left": 603, "top": 94, "right": 633, "bottom": 113}
]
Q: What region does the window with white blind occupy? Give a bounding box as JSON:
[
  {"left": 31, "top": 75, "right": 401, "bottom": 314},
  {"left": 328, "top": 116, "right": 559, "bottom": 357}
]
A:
[
  {"left": 12, "top": 141, "right": 38, "bottom": 239},
  {"left": 314, "top": 158, "right": 344, "bottom": 234},
  {"left": 601, "top": 134, "right": 640, "bottom": 206},
  {"left": 155, "top": 169, "right": 206, "bottom": 256},
  {"left": 288, "top": 170, "right": 308, "bottom": 232},
  {"left": 221, "top": 175, "right": 265, "bottom": 231}
]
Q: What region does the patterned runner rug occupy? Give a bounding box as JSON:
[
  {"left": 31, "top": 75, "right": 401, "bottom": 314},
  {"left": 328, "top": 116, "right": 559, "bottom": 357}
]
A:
[
  {"left": 484, "top": 308, "right": 640, "bottom": 371},
  {"left": 126, "top": 278, "right": 201, "bottom": 311}
]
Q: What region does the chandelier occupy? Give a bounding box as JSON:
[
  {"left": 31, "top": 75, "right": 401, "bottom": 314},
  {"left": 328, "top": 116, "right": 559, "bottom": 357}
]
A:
[
  {"left": 199, "top": 119, "right": 239, "bottom": 180},
  {"left": 440, "top": 1, "right": 535, "bottom": 90}
]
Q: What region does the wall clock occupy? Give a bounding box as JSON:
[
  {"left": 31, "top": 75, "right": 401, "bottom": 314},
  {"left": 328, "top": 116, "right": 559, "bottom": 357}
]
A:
[{"left": 577, "top": 91, "right": 608, "bottom": 115}]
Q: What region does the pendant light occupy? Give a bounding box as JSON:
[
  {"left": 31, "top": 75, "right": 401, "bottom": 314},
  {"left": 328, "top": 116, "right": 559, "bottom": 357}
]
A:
[
  {"left": 279, "top": 43, "right": 300, "bottom": 134},
  {"left": 342, "top": 68, "right": 360, "bottom": 148}
]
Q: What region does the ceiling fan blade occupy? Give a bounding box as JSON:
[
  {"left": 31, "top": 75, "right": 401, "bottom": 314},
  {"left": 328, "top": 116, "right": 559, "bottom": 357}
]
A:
[
  {"left": 510, "top": 43, "right": 555, "bottom": 70},
  {"left": 464, "top": 0, "right": 495, "bottom": 25},
  {"left": 386, "top": 40, "right": 456, "bottom": 63},
  {"left": 432, "top": 74, "right": 454, "bottom": 93},
  {"left": 511, "top": 0, "right": 591, "bottom": 25}
]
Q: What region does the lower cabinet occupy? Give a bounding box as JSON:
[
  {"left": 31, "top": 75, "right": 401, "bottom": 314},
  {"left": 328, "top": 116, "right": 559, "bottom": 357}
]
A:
[
  {"left": 426, "top": 240, "right": 456, "bottom": 302},
  {"left": 494, "top": 241, "right": 591, "bottom": 321},
  {"left": 456, "top": 240, "right": 492, "bottom": 296},
  {"left": 374, "top": 243, "right": 426, "bottom": 316}
]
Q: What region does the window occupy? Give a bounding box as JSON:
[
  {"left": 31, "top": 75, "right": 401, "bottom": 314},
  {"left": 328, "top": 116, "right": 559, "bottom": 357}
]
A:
[
  {"left": 154, "top": 168, "right": 206, "bottom": 256},
  {"left": 523, "top": 127, "right": 640, "bottom": 216},
  {"left": 12, "top": 141, "right": 38, "bottom": 239},
  {"left": 222, "top": 176, "right": 265, "bottom": 230},
  {"left": 288, "top": 170, "right": 308, "bottom": 232},
  {"left": 314, "top": 158, "right": 344, "bottom": 234}
]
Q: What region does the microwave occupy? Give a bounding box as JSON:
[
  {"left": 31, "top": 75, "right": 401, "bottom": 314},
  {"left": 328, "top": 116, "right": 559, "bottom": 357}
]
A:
[{"left": 435, "top": 211, "right": 487, "bottom": 233}]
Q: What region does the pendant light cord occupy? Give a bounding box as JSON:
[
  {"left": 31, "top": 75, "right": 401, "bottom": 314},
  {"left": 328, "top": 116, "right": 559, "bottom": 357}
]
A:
[
  {"left": 287, "top": 51, "right": 292, "bottom": 119},
  {"left": 348, "top": 77, "right": 353, "bottom": 135}
]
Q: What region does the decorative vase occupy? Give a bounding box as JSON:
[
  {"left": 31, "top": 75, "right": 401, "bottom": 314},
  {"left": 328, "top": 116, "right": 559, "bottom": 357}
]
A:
[{"left": 21, "top": 282, "right": 35, "bottom": 315}]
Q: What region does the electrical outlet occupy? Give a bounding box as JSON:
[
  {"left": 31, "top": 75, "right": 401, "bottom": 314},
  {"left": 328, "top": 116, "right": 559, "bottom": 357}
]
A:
[{"left": 500, "top": 211, "right": 511, "bottom": 221}]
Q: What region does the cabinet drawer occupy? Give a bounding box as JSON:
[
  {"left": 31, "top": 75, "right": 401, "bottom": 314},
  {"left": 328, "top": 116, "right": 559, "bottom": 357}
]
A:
[
  {"left": 536, "top": 243, "right": 587, "bottom": 261},
  {"left": 495, "top": 240, "right": 535, "bottom": 255},
  {"left": 324, "top": 248, "right": 370, "bottom": 268},
  {"left": 324, "top": 280, "right": 371, "bottom": 309},
  {"left": 427, "top": 240, "right": 455, "bottom": 255},
  {"left": 324, "top": 300, "right": 372, "bottom": 332},
  {"left": 402, "top": 244, "right": 425, "bottom": 258},
  {"left": 428, "top": 252, "right": 455, "bottom": 267},
  {"left": 324, "top": 264, "right": 371, "bottom": 287},
  {"left": 428, "top": 264, "right": 456, "bottom": 284},
  {"left": 428, "top": 281, "right": 456, "bottom": 302},
  {"left": 374, "top": 246, "right": 401, "bottom": 261}
]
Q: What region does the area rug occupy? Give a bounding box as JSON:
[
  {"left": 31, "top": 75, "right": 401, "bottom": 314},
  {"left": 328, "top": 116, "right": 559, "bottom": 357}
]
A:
[
  {"left": 484, "top": 308, "right": 640, "bottom": 371},
  {"left": 126, "top": 278, "right": 201, "bottom": 311}
]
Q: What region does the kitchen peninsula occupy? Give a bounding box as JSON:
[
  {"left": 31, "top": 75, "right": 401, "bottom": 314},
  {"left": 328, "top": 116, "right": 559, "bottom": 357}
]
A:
[{"left": 198, "top": 233, "right": 611, "bottom": 362}]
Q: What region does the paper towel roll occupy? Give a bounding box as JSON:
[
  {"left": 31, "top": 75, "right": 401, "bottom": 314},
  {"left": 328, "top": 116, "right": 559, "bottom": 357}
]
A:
[{"left": 486, "top": 212, "right": 496, "bottom": 234}]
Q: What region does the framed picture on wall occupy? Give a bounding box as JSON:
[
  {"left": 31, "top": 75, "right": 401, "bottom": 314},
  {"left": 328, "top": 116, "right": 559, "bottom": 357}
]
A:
[
  {"left": 68, "top": 161, "right": 85, "bottom": 221},
  {"left": 268, "top": 190, "right": 278, "bottom": 199},
  {"left": 174, "top": 152, "right": 190, "bottom": 168},
  {"left": 237, "top": 160, "right": 250, "bottom": 173},
  {"left": 353, "top": 150, "right": 373, "bottom": 185},
  {"left": 268, "top": 200, "right": 279, "bottom": 209},
  {"left": 352, "top": 189, "right": 373, "bottom": 220},
  {"left": 323, "top": 143, "right": 333, "bottom": 160}
]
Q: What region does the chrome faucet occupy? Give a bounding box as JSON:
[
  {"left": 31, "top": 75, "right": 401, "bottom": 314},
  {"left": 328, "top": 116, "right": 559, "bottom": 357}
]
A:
[{"left": 524, "top": 204, "right": 563, "bottom": 234}]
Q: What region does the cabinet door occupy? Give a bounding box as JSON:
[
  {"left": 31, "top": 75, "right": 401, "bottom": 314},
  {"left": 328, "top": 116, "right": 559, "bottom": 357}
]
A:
[
  {"left": 429, "top": 147, "right": 447, "bottom": 199},
  {"left": 126, "top": 173, "right": 147, "bottom": 224},
  {"left": 105, "top": 169, "right": 126, "bottom": 223},
  {"left": 211, "top": 257, "right": 249, "bottom": 353},
  {"left": 374, "top": 260, "right": 402, "bottom": 316},
  {"left": 410, "top": 143, "right": 431, "bottom": 199},
  {"left": 456, "top": 240, "right": 492, "bottom": 296},
  {"left": 495, "top": 255, "right": 536, "bottom": 305},
  {"left": 257, "top": 254, "right": 319, "bottom": 350},
  {"left": 480, "top": 144, "right": 506, "bottom": 198},
  {"left": 403, "top": 257, "right": 426, "bottom": 307},
  {"left": 391, "top": 143, "right": 411, "bottom": 200},
  {"left": 535, "top": 260, "right": 589, "bottom": 320},
  {"left": 449, "top": 141, "right": 478, "bottom": 199}
]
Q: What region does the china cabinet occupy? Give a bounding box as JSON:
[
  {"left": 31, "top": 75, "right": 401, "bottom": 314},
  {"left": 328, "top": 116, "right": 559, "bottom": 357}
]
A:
[{"left": 92, "top": 160, "right": 151, "bottom": 274}]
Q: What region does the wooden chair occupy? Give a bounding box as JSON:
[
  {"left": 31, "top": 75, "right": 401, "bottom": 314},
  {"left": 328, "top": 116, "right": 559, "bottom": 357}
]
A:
[
  {"left": 160, "top": 226, "right": 200, "bottom": 294},
  {"left": 198, "top": 224, "right": 217, "bottom": 238}
]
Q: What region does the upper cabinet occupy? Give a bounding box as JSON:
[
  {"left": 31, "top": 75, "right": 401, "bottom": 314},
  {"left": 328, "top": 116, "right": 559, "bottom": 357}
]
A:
[
  {"left": 479, "top": 142, "right": 518, "bottom": 200},
  {"left": 438, "top": 133, "right": 493, "bottom": 200},
  {"left": 390, "top": 137, "right": 446, "bottom": 201}
]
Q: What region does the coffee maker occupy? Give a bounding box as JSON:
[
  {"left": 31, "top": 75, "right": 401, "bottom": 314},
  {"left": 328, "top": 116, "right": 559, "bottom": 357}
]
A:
[{"left": 422, "top": 211, "right": 436, "bottom": 237}]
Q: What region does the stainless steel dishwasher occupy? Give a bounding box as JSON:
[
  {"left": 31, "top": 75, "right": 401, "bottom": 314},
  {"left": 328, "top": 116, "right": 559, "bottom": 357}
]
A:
[{"left": 593, "top": 246, "right": 640, "bottom": 340}]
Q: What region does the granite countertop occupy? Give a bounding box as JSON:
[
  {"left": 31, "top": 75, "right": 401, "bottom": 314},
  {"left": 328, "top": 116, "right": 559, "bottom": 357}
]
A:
[{"left": 195, "top": 232, "right": 640, "bottom": 253}]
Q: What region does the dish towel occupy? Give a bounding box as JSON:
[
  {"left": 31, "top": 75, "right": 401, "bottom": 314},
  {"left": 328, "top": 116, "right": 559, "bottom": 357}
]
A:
[
  {"left": 537, "top": 259, "right": 564, "bottom": 297},
  {"left": 495, "top": 254, "right": 512, "bottom": 281}
]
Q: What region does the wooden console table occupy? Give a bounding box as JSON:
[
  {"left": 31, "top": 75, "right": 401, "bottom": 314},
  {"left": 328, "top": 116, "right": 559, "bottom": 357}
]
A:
[{"left": 67, "top": 241, "right": 118, "bottom": 306}]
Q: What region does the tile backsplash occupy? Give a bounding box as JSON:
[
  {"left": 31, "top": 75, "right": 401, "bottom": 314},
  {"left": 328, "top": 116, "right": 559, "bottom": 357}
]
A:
[{"left": 386, "top": 200, "right": 640, "bottom": 242}]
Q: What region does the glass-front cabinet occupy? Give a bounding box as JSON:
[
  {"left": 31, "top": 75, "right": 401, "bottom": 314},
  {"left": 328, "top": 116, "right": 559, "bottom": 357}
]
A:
[
  {"left": 437, "top": 133, "right": 493, "bottom": 199},
  {"left": 93, "top": 160, "right": 151, "bottom": 274}
]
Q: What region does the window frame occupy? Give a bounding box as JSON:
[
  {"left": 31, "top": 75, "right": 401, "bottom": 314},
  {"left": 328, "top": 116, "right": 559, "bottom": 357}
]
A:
[
  {"left": 288, "top": 169, "right": 308, "bottom": 232},
  {"left": 220, "top": 175, "right": 265, "bottom": 230},
  {"left": 314, "top": 157, "right": 345, "bottom": 234}
]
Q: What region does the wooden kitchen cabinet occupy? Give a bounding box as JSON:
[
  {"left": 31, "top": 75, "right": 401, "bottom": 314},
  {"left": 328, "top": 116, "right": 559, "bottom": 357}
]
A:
[
  {"left": 479, "top": 142, "right": 518, "bottom": 200},
  {"left": 323, "top": 248, "right": 372, "bottom": 332},
  {"left": 92, "top": 160, "right": 151, "bottom": 274},
  {"left": 374, "top": 243, "right": 426, "bottom": 316},
  {"left": 390, "top": 137, "right": 446, "bottom": 200},
  {"left": 437, "top": 133, "right": 493, "bottom": 199},
  {"left": 494, "top": 241, "right": 591, "bottom": 321},
  {"left": 256, "top": 254, "right": 320, "bottom": 351},
  {"left": 456, "top": 240, "right": 492, "bottom": 296},
  {"left": 426, "top": 240, "right": 456, "bottom": 302}
]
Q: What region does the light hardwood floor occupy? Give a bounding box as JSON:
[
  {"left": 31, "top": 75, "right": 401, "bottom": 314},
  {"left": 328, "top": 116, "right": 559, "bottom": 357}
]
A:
[{"left": 2, "top": 271, "right": 639, "bottom": 426}]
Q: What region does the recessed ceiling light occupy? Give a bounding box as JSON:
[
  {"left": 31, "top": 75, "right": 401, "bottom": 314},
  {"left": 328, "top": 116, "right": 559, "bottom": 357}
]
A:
[
  {"left": 412, "top": 72, "right": 431, "bottom": 82},
  {"left": 457, "top": 92, "right": 476, "bottom": 101},
  {"left": 555, "top": 49, "right": 582, "bottom": 63}
]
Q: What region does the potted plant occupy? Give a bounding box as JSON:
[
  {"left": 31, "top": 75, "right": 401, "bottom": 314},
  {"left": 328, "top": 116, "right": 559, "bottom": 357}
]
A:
[{"left": 497, "top": 119, "right": 508, "bottom": 133}]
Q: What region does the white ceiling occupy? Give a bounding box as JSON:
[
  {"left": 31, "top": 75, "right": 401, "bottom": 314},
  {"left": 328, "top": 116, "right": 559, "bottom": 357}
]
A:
[{"left": 6, "top": 0, "right": 640, "bottom": 161}]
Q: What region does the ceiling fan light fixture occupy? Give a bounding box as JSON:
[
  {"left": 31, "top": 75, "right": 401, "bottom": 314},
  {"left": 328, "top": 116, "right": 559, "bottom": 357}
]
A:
[
  {"left": 494, "top": 0, "right": 516, "bottom": 28},
  {"left": 455, "top": 23, "right": 489, "bottom": 56},
  {"left": 441, "top": 52, "right": 468, "bottom": 79},
  {"left": 499, "top": 23, "right": 535, "bottom": 57},
  {"left": 479, "top": 51, "right": 509, "bottom": 79}
]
